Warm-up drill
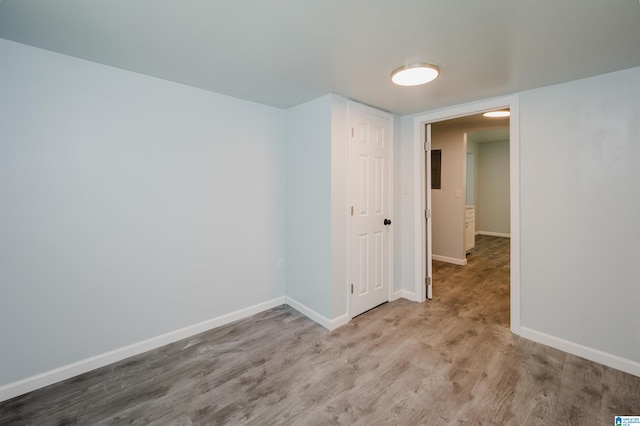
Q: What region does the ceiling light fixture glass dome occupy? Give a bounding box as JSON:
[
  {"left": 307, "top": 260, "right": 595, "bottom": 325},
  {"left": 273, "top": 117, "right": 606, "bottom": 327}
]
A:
[{"left": 391, "top": 63, "right": 440, "bottom": 86}]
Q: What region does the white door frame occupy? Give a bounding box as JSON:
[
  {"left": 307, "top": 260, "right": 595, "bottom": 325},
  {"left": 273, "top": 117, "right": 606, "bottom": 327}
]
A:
[
  {"left": 412, "top": 95, "right": 521, "bottom": 335},
  {"left": 347, "top": 100, "right": 394, "bottom": 319}
]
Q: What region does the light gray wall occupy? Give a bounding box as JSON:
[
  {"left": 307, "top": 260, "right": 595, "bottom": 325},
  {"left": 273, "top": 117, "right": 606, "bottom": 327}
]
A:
[
  {"left": 466, "top": 140, "right": 479, "bottom": 209},
  {"left": 285, "top": 95, "right": 333, "bottom": 318},
  {"left": 329, "top": 95, "right": 349, "bottom": 318},
  {"left": 465, "top": 152, "right": 474, "bottom": 206},
  {"left": 398, "top": 65, "right": 640, "bottom": 367},
  {"left": 477, "top": 140, "right": 510, "bottom": 235},
  {"left": 520, "top": 66, "right": 640, "bottom": 364},
  {"left": 392, "top": 115, "right": 403, "bottom": 295},
  {"left": 0, "top": 40, "right": 287, "bottom": 385},
  {"left": 398, "top": 115, "right": 417, "bottom": 293},
  {"left": 286, "top": 94, "right": 357, "bottom": 320}
]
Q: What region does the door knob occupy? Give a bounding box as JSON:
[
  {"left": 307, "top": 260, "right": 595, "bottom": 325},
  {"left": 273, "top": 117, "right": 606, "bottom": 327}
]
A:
[{"left": 384, "top": 218, "right": 392, "bottom": 225}]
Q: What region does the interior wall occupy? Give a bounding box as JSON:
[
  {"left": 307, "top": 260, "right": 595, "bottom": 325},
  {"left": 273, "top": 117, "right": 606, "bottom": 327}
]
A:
[
  {"left": 399, "top": 115, "right": 417, "bottom": 295},
  {"left": 330, "top": 95, "right": 349, "bottom": 319},
  {"left": 519, "top": 66, "right": 640, "bottom": 368},
  {"left": 465, "top": 152, "right": 474, "bottom": 206},
  {"left": 467, "top": 140, "right": 480, "bottom": 211},
  {"left": 392, "top": 115, "right": 403, "bottom": 296},
  {"left": 0, "top": 39, "right": 287, "bottom": 386},
  {"left": 430, "top": 126, "right": 466, "bottom": 262},
  {"left": 285, "top": 95, "right": 333, "bottom": 318},
  {"left": 285, "top": 93, "right": 352, "bottom": 323},
  {"left": 477, "top": 140, "right": 510, "bottom": 235}
]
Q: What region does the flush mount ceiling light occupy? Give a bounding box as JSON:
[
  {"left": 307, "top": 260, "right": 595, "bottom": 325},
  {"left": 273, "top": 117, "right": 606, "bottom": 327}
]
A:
[
  {"left": 483, "top": 110, "right": 510, "bottom": 118},
  {"left": 391, "top": 63, "right": 440, "bottom": 86}
]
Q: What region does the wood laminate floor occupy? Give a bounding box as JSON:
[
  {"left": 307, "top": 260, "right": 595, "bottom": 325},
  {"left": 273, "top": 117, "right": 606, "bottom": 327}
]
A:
[{"left": 2, "top": 236, "right": 639, "bottom": 425}]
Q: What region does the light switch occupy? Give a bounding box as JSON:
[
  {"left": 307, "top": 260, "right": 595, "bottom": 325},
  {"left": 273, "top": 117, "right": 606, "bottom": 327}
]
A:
[
  {"left": 402, "top": 183, "right": 410, "bottom": 194},
  {"left": 455, "top": 189, "right": 462, "bottom": 198}
]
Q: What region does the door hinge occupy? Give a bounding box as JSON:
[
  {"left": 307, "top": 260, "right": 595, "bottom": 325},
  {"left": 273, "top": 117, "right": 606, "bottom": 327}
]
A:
[
  {"left": 351, "top": 127, "right": 354, "bottom": 138},
  {"left": 425, "top": 277, "right": 431, "bottom": 287},
  {"left": 424, "top": 141, "right": 430, "bottom": 151},
  {"left": 351, "top": 206, "right": 354, "bottom": 216},
  {"left": 351, "top": 283, "right": 354, "bottom": 294},
  {"left": 425, "top": 209, "right": 431, "bottom": 219}
]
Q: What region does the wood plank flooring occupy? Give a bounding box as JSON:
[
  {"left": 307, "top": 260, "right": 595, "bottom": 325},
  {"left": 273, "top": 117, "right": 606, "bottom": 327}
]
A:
[{"left": 2, "top": 235, "right": 639, "bottom": 425}]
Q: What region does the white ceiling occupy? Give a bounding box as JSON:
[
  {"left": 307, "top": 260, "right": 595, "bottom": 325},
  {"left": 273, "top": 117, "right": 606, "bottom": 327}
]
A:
[{"left": 1, "top": 0, "right": 639, "bottom": 115}]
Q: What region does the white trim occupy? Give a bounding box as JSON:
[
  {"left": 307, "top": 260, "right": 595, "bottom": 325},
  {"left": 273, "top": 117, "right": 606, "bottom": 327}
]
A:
[
  {"left": 392, "top": 289, "right": 418, "bottom": 302},
  {"left": 476, "top": 231, "right": 510, "bottom": 238},
  {"left": 413, "top": 123, "right": 425, "bottom": 302},
  {"left": 432, "top": 255, "right": 467, "bottom": 265},
  {"left": 413, "top": 94, "right": 521, "bottom": 335},
  {"left": 285, "top": 296, "right": 348, "bottom": 331},
  {"left": 0, "top": 296, "right": 286, "bottom": 402},
  {"left": 520, "top": 327, "right": 640, "bottom": 377}
]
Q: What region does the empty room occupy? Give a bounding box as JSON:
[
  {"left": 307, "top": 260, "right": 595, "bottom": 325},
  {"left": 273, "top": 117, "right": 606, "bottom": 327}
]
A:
[{"left": 1, "top": 1, "right": 639, "bottom": 424}]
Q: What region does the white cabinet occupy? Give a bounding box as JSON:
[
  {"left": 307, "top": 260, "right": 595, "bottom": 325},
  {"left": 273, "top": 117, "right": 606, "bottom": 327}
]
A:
[{"left": 465, "top": 206, "right": 475, "bottom": 253}]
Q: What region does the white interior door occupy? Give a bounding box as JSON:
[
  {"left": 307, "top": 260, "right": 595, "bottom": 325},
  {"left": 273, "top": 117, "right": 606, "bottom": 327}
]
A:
[
  {"left": 425, "top": 123, "right": 433, "bottom": 300},
  {"left": 349, "top": 104, "right": 392, "bottom": 317}
]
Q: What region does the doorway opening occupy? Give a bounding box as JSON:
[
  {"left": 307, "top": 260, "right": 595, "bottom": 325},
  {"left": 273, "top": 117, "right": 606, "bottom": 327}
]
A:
[
  {"left": 428, "top": 114, "right": 511, "bottom": 328},
  {"left": 412, "top": 95, "right": 520, "bottom": 335}
]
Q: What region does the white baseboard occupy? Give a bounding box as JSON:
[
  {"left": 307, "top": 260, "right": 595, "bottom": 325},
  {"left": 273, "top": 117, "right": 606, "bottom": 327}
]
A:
[
  {"left": 393, "top": 289, "right": 418, "bottom": 302},
  {"left": 0, "top": 296, "right": 286, "bottom": 403},
  {"left": 520, "top": 327, "right": 640, "bottom": 377},
  {"left": 329, "top": 313, "right": 350, "bottom": 330},
  {"left": 284, "top": 297, "right": 348, "bottom": 331},
  {"left": 476, "top": 231, "right": 510, "bottom": 238},
  {"left": 432, "top": 255, "right": 467, "bottom": 265}
]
